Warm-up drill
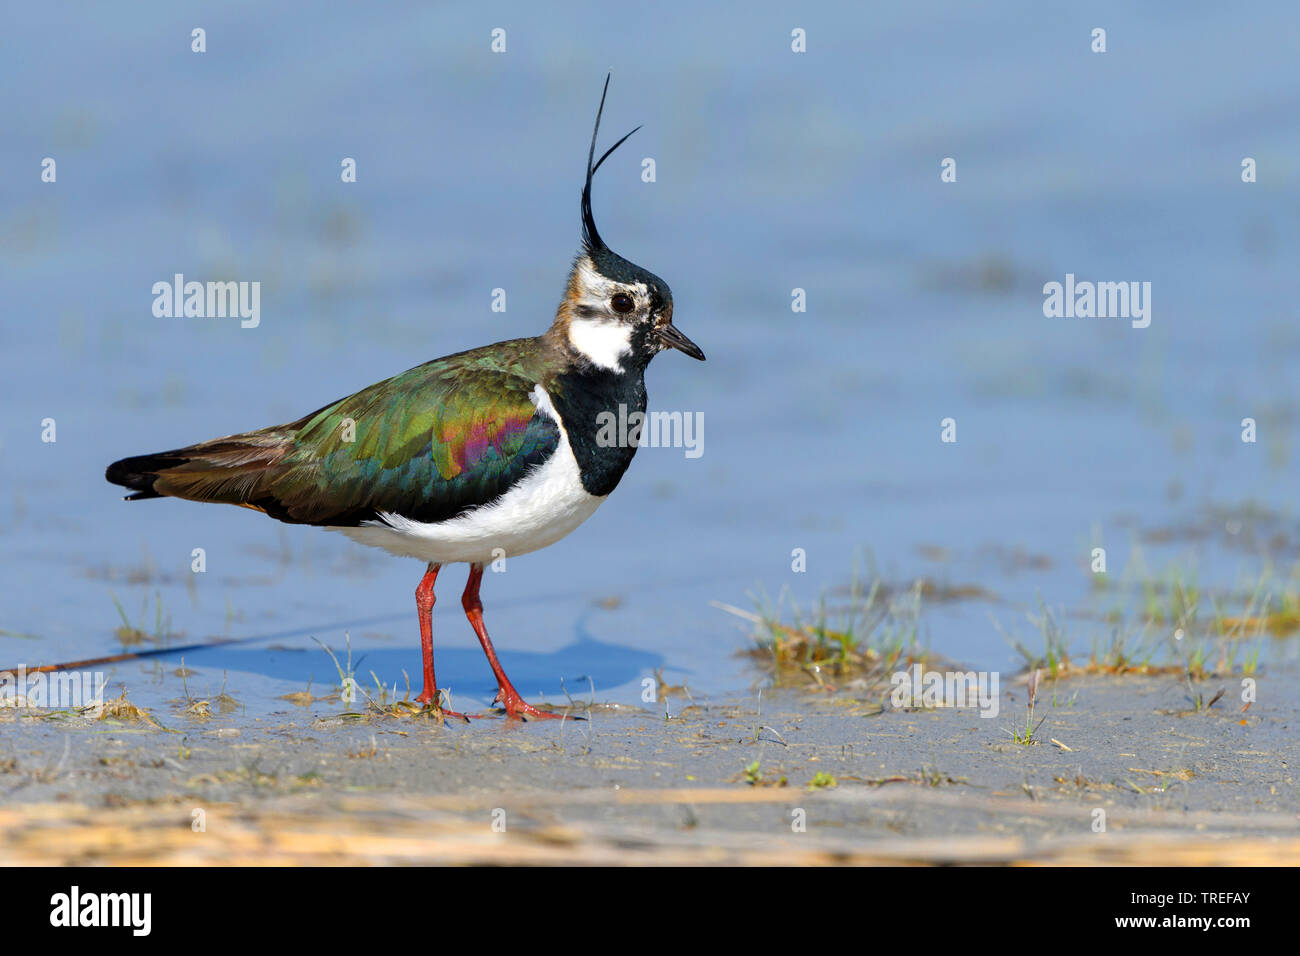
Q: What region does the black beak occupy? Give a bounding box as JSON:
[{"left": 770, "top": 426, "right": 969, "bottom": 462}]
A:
[{"left": 655, "top": 324, "right": 706, "bottom": 361}]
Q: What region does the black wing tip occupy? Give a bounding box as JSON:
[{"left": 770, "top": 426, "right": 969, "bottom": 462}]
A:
[{"left": 106, "top": 452, "right": 187, "bottom": 499}]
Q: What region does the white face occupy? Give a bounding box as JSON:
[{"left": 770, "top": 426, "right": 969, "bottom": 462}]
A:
[{"left": 566, "top": 256, "right": 650, "bottom": 373}]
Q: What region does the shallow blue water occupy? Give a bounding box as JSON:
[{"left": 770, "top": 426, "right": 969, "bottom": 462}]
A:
[{"left": 3, "top": 2, "right": 1299, "bottom": 715}]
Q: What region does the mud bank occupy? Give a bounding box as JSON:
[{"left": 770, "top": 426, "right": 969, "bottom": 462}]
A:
[{"left": 0, "top": 672, "right": 1295, "bottom": 864}]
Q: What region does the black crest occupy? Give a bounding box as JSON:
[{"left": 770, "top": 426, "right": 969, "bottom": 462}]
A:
[{"left": 581, "top": 74, "right": 640, "bottom": 254}]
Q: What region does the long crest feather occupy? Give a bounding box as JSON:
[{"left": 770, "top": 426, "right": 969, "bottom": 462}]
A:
[{"left": 581, "top": 73, "right": 641, "bottom": 252}]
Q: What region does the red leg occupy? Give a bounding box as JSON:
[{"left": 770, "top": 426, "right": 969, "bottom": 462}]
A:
[
  {"left": 462, "top": 563, "right": 565, "bottom": 720},
  {"left": 413, "top": 562, "right": 468, "bottom": 721}
]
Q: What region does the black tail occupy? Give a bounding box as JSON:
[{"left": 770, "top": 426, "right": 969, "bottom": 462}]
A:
[{"left": 105, "top": 451, "right": 191, "bottom": 501}]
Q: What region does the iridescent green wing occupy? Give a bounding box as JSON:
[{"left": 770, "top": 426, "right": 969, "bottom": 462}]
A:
[
  {"left": 269, "top": 342, "right": 558, "bottom": 525},
  {"left": 125, "top": 340, "right": 559, "bottom": 526}
]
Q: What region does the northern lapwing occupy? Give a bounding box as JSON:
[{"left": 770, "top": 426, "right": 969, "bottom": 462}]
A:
[{"left": 105, "top": 77, "right": 704, "bottom": 720}]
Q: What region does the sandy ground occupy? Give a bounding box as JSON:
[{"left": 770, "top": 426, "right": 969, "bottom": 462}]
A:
[{"left": 1, "top": 672, "right": 1296, "bottom": 865}]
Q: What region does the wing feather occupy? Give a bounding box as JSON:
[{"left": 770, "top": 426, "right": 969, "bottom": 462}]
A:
[{"left": 106, "top": 340, "right": 560, "bottom": 527}]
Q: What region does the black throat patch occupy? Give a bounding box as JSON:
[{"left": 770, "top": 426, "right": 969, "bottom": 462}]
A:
[{"left": 548, "top": 364, "right": 649, "bottom": 497}]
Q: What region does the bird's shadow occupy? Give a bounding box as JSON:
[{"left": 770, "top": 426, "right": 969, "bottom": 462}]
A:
[{"left": 160, "top": 612, "right": 665, "bottom": 703}]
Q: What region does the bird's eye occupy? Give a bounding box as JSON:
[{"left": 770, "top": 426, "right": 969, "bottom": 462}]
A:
[{"left": 610, "top": 293, "right": 635, "bottom": 314}]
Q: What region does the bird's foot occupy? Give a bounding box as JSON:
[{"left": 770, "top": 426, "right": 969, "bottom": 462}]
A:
[
  {"left": 492, "top": 689, "right": 583, "bottom": 721},
  {"left": 415, "top": 688, "right": 472, "bottom": 723}
]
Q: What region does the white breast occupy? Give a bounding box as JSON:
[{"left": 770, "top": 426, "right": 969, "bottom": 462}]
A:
[{"left": 329, "top": 385, "right": 604, "bottom": 565}]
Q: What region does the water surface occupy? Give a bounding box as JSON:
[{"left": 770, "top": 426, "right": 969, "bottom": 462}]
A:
[{"left": 3, "top": 2, "right": 1299, "bottom": 716}]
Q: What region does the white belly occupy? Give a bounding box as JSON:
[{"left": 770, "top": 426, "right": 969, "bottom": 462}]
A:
[{"left": 328, "top": 385, "right": 605, "bottom": 566}]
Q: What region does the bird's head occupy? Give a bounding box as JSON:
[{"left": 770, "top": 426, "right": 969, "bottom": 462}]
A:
[{"left": 555, "top": 76, "right": 704, "bottom": 373}]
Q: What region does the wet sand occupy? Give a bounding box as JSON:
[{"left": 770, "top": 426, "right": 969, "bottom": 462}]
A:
[{"left": 1, "top": 670, "right": 1295, "bottom": 864}]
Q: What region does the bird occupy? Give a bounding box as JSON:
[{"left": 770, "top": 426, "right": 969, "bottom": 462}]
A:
[{"left": 105, "top": 76, "right": 704, "bottom": 721}]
